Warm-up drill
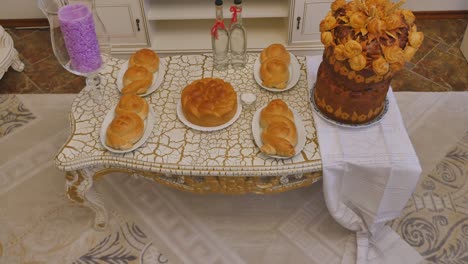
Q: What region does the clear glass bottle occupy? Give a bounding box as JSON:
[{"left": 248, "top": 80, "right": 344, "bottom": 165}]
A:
[
  {"left": 229, "top": 0, "right": 247, "bottom": 69},
  {"left": 211, "top": 0, "right": 229, "bottom": 71}
]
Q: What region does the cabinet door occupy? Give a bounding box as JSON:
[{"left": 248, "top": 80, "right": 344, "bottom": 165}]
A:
[
  {"left": 96, "top": 0, "right": 149, "bottom": 49},
  {"left": 290, "top": 0, "right": 332, "bottom": 45},
  {"left": 70, "top": 0, "right": 150, "bottom": 51}
]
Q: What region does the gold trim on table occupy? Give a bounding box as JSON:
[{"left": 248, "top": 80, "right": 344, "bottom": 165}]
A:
[{"left": 91, "top": 168, "right": 322, "bottom": 194}]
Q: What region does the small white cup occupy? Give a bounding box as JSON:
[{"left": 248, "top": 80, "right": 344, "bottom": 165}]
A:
[{"left": 240, "top": 93, "right": 257, "bottom": 109}]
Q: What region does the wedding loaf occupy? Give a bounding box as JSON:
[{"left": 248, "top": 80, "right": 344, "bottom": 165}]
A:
[
  {"left": 181, "top": 78, "right": 238, "bottom": 127},
  {"left": 106, "top": 112, "right": 144, "bottom": 150},
  {"left": 115, "top": 94, "right": 149, "bottom": 120},
  {"left": 313, "top": 0, "right": 424, "bottom": 124},
  {"left": 260, "top": 99, "right": 297, "bottom": 157}
]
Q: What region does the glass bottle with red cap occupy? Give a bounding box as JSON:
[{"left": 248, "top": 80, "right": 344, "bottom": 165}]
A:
[
  {"left": 229, "top": 0, "right": 247, "bottom": 69},
  {"left": 211, "top": 0, "right": 229, "bottom": 70}
]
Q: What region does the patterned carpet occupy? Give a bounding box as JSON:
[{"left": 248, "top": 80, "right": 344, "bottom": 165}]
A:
[
  {"left": 391, "top": 132, "right": 468, "bottom": 263},
  {"left": 0, "top": 95, "right": 34, "bottom": 137},
  {"left": 0, "top": 94, "right": 165, "bottom": 263},
  {"left": 0, "top": 93, "right": 466, "bottom": 263}
]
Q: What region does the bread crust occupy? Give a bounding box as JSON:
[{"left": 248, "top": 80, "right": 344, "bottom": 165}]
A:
[
  {"left": 260, "top": 58, "right": 289, "bottom": 89},
  {"left": 260, "top": 43, "right": 290, "bottom": 64},
  {"left": 106, "top": 112, "right": 144, "bottom": 150},
  {"left": 122, "top": 79, "right": 152, "bottom": 95},
  {"left": 129, "top": 48, "right": 160, "bottom": 73},
  {"left": 115, "top": 94, "right": 149, "bottom": 120},
  {"left": 259, "top": 99, "right": 297, "bottom": 157},
  {"left": 123, "top": 66, "right": 153, "bottom": 87}
]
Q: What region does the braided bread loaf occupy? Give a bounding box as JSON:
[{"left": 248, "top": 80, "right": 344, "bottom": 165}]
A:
[{"left": 260, "top": 99, "right": 297, "bottom": 157}]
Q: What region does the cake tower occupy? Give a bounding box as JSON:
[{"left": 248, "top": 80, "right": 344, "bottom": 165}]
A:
[{"left": 313, "top": 0, "right": 424, "bottom": 124}]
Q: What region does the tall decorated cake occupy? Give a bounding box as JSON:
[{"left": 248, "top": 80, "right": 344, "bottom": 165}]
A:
[{"left": 313, "top": 0, "right": 424, "bottom": 124}]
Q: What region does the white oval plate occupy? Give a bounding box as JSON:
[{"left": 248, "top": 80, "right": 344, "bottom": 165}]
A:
[
  {"left": 177, "top": 98, "right": 242, "bottom": 132},
  {"left": 100, "top": 105, "right": 155, "bottom": 153},
  {"left": 253, "top": 52, "right": 301, "bottom": 92},
  {"left": 252, "top": 104, "right": 306, "bottom": 159},
  {"left": 116, "top": 60, "right": 166, "bottom": 97}
]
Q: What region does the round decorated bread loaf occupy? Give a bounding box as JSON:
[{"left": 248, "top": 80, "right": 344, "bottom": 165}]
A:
[
  {"left": 314, "top": 0, "right": 424, "bottom": 124},
  {"left": 181, "top": 78, "right": 238, "bottom": 127}
]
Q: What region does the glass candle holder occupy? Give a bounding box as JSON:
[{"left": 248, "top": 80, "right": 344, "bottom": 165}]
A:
[{"left": 38, "top": 0, "right": 110, "bottom": 102}]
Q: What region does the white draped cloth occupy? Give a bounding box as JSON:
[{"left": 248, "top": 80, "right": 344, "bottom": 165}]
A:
[{"left": 307, "top": 55, "right": 423, "bottom": 264}]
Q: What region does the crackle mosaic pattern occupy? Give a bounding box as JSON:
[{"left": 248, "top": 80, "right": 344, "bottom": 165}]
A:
[
  {"left": 390, "top": 132, "right": 468, "bottom": 263},
  {"left": 55, "top": 54, "right": 322, "bottom": 177},
  {"left": 0, "top": 95, "right": 35, "bottom": 138}
]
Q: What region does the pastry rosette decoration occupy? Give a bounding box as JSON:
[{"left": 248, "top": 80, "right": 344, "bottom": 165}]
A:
[{"left": 319, "top": 0, "right": 424, "bottom": 80}]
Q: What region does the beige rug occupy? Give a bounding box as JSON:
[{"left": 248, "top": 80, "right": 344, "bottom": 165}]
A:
[
  {"left": 0, "top": 92, "right": 467, "bottom": 263},
  {"left": 0, "top": 95, "right": 165, "bottom": 263}
]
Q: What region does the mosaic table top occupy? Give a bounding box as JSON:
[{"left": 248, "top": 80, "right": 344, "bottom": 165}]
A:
[{"left": 55, "top": 54, "right": 322, "bottom": 177}]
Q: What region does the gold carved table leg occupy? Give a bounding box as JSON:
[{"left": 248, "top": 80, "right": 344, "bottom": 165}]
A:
[{"left": 65, "top": 168, "right": 108, "bottom": 230}]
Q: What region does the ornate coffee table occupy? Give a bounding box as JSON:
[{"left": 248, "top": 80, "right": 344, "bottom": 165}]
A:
[{"left": 55, "top": 54, "right": 322, "bottom": 229}]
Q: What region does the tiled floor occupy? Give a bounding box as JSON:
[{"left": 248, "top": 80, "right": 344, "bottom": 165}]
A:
[
  {"left": 1, "top": 18, "right": 467, "bottom": 93},
  {"left": 391, "top": 18, "right": 468, "bottom": 91}
]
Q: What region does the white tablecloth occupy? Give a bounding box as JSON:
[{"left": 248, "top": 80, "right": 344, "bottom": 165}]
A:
[{"left": 307, "top": 55, "right": 423, "bottom": 264}]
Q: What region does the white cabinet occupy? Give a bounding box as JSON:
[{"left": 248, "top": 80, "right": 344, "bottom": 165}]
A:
[
  {"left": 289, "top": 0, "right": 332, "bottom": 46},
  {"left": 144, "top": 0, "right": 293, "bottom": 54},
  {"left": 88, "top": 0, "right": 330, "bottom": 55},
  {"left": 92, "top": 0, "right": 150, "bottom": 54}
]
